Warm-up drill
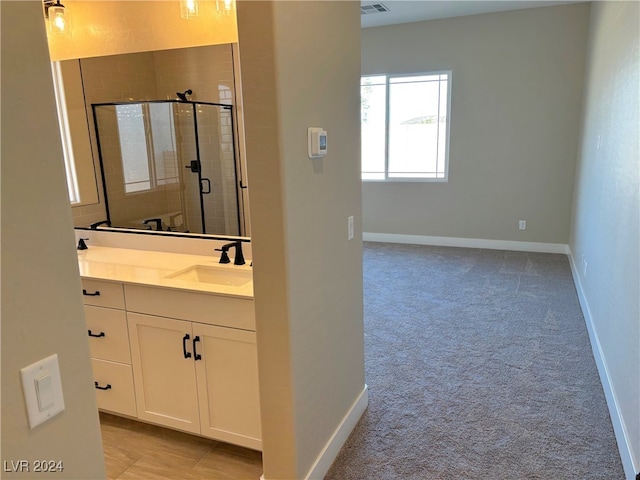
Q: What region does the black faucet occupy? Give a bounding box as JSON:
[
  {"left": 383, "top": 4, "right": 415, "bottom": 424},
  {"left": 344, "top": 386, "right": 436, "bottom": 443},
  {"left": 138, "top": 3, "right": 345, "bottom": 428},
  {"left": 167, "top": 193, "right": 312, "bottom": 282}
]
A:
[
  {"left": 90, "top": 220, "right": 111, "bottom": 229},
  {"left": 215, "top": 241, "right": 245, "bottom": 266},
  {"left": 143, "top": 218, "right": 163, "bottom": 231}
]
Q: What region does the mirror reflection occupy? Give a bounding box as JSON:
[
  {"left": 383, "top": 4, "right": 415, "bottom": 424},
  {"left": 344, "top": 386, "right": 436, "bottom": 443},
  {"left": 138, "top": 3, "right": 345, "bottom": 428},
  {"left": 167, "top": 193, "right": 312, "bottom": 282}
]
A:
[
  {"left": 54, "top": 43, "right": 250, "bottom": 237},
  {"left": 93, "top": 99, "right": 241, "bottom": 235}
]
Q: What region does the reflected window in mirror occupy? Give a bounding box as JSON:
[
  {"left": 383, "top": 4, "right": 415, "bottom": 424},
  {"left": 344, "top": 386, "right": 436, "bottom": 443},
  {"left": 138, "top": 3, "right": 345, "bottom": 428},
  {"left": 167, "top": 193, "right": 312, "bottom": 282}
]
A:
[
  {"left": 50, "top": 60, "right": 100, "bottom": 207},
  {"left": 116, "top": 103, "right": 180, "bottom": 194},
  {"left": 51, "top": 61, "right": 80, "bottom": 203}
]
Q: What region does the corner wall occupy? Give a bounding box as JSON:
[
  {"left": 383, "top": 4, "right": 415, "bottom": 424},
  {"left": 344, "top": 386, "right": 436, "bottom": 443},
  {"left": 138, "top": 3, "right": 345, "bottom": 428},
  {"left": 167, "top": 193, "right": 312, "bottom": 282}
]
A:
[
  {"left": 236, "top": 1, "right": 365, "bottom": 478},
  {"left": 569, "top": 2, "right": 640, "bottom": 478},
  {"left": 1, "top": 2, "right": 106, "bottom": 478},
  {"left": 361, "top": 4, "right": 590, "bottom": 245}
]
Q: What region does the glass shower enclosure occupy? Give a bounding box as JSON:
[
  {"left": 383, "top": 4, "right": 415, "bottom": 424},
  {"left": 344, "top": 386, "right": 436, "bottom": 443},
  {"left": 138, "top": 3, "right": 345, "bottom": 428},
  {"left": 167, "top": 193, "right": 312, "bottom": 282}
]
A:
[{"left": 92, "top": 100, "right": 242, "bottom": 236}]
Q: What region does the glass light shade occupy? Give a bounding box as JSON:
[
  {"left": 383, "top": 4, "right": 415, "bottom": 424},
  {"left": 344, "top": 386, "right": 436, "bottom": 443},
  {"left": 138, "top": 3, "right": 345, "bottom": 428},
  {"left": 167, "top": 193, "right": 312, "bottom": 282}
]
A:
[
  {"left": 180, "top": 0, "right": 199, "bottom": 19},
  {"left": 48, "top": 4, "right": 66, "bottom": 33},
  {"left": 216, "top": 0, "right": 233, "bottom": 15}
]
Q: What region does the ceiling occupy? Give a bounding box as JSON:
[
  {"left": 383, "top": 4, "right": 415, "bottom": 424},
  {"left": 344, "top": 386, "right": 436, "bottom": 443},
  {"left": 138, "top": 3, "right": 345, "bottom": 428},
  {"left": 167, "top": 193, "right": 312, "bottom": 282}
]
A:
[{"left": 360, "top": 1, "right": 585, "bottom": 28}]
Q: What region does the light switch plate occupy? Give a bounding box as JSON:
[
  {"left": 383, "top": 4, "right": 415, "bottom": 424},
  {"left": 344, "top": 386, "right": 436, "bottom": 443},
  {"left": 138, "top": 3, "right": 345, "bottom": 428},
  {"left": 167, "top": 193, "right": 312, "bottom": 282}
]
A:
[{"left": 20, "top": 354, "right": 65, "bottom": 429}]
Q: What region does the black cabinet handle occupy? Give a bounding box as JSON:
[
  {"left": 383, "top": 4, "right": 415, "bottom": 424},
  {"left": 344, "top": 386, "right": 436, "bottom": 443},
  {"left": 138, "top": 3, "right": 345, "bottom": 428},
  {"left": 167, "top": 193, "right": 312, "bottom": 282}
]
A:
[
  {"left": 182, "top": 334, "right": 192, "bottom": 359},
  {"left": 193, "top": 336, "right": 202, "bottom": 361},
  {"left": 82, "top": 289, "right": 101, "bottom": 297},
  {"left": 88, "top": 330, "right": 105, "bottom": 338},
  {"left": 94, "top": 382, "right": 112, "bottom": 390}
]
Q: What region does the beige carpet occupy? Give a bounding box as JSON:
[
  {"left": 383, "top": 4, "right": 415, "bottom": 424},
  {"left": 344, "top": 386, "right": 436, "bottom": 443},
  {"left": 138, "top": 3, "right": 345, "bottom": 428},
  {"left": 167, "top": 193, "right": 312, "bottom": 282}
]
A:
[{"left": 326, "top": 242, "right": 624, "bottom": 480}]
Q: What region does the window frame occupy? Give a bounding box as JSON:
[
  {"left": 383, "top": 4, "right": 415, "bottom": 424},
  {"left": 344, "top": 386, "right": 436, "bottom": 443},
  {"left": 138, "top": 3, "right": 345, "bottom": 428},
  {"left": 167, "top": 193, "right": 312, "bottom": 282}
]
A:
[
  {"left": 115, "top": 102, "right": 180, "bottom": 195},
  {"left": 51, "top": 61, "right": 81, "bottom": 203},
  {"left": 361, "top": 70, "right": 452, "bottom": 183}
]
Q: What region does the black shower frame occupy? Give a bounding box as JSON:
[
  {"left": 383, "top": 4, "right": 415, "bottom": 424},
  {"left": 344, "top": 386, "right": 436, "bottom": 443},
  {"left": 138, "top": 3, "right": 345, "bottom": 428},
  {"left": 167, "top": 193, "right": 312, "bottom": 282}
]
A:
[{"left": 90, "top": 99, "right": 242, "bottom": 235}]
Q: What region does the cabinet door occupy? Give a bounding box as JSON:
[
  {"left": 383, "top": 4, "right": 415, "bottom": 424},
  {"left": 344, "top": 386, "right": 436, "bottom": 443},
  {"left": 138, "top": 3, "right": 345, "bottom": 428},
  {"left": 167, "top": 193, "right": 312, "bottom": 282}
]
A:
[
  {"left": 128, "top": 313, "right": 200, "bottom": 434},
  {"left": 193, "top": 323, "right": 262, "bottom": 450}
]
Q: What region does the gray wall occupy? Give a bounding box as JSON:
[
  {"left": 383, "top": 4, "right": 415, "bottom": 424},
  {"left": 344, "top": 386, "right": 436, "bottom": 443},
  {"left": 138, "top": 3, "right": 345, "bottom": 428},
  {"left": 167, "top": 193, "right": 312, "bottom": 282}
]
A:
[
  {"left": 1, "top": 2, "right": 106, "bottom": 478},
  {"left": 362, "top": 4, "right": 590, "bottom": 244},
  {"left": 570, "top": 2, "right": 639, "bottom": 477},
  {"left": 237, "top": 1, "right": 365, "bottom": 478}
]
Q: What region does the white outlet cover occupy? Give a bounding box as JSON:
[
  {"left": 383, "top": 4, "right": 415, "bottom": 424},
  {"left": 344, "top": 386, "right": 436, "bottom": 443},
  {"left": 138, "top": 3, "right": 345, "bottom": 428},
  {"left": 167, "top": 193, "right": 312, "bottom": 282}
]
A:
[{"left": 20, "top": 354, "right": 65, "bottom": 429}]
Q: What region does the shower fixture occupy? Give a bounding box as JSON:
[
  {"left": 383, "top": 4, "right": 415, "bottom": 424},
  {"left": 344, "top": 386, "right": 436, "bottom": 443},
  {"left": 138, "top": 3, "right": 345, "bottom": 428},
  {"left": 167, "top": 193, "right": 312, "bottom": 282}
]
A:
[{"left": 176, "top": 89, "right": 193, "bottom": 102}]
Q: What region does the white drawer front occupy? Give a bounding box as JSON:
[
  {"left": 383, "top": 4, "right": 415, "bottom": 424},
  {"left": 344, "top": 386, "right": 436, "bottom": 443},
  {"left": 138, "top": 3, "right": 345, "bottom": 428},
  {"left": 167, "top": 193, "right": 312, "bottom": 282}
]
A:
[
  {"left": 81, "top": 279, "right": 125, "bottom": 309},
  {"left": 92, "top": 359, "right": 137, "bottom": 418},
  {"left": 85, "top": 305, "right": 131, "bottom": 364},
  {"left": 124, "top": 285, "right": 255, "bottom": 331}
]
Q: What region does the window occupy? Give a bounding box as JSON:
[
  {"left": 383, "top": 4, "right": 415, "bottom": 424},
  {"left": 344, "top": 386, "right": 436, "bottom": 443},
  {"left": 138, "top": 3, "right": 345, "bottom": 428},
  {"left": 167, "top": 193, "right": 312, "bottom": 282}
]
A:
[
  {"left": 115, "top": 103, "right": 179, "bottom": 194},
  {"left": 51, "top": 60, "right": 100, "bottom": 207},
  {"left": 51, "top": 61, "right": 80, "bottom": 203},
  {"left": 361, "top": 72, "right": 451, "bottom": 181}
]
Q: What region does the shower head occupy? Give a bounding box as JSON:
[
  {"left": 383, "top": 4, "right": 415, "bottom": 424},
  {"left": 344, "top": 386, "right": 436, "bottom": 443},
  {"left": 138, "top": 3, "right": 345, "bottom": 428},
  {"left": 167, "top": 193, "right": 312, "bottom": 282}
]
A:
[{"left": 176, "top": 89, "right": 193, "bottom": 102}]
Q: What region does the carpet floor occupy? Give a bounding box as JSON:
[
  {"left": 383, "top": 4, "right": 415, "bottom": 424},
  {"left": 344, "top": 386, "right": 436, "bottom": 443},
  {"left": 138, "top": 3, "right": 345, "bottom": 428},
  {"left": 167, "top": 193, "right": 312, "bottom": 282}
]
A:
[{"left": 325, "top": 242, "right": 624, "bottom": 480}]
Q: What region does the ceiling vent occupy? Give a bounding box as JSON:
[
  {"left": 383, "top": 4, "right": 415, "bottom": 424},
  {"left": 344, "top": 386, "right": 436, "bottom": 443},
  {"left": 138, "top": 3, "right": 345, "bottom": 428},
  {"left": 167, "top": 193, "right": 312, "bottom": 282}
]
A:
[{"left": 360, "top": 3, "right": 390, "bottom": 15}]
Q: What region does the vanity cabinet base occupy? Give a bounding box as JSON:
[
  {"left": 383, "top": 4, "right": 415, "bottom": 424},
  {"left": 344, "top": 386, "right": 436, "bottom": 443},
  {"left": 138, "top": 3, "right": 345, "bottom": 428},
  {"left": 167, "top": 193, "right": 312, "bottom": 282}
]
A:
[
  {"left": 82, "top": 278, "right": 262, "bottom": 452},
  {"left": 128, "top": 312, "right": 262, "bottom": 450}
]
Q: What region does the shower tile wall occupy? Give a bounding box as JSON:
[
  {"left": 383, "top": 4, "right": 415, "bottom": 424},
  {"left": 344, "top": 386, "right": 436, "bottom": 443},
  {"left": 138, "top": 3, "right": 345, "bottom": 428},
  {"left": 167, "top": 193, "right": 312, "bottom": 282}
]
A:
[
  {"left": 153, "top": 45, "right": 239, "bottom": 235},
  {"left": 70, "top": 44, "right": 239, "bottom": 234}
]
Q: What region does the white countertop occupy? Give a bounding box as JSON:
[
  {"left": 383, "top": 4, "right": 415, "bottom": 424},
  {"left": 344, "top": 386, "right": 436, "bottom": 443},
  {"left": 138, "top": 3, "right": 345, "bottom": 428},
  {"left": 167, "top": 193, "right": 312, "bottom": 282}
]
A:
[{"left": 78, "top": 246, "right": 253, "bottom": 299}]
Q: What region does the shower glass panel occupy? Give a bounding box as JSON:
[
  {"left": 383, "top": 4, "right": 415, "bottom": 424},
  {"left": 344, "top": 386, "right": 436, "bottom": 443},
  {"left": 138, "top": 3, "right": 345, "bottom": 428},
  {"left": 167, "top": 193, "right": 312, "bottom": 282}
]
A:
[{"left": 92, "top": 100, "right": 241, "bottom": 235}]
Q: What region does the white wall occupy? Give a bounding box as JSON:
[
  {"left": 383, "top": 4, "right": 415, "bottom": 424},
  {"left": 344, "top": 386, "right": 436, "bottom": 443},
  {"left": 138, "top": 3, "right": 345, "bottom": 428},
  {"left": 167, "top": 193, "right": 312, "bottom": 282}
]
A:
[
  {"left": 362, "top": 4, "right": 590, "bottom": 245},
  {"left": 237, "top": 1, "right": 365, "bottom": 478},
  {"left": 570, "top": 2, "right": 640, "bottom": 478},
  {"left": 1, "top": 2, "right": 106, "bottom": 478}
]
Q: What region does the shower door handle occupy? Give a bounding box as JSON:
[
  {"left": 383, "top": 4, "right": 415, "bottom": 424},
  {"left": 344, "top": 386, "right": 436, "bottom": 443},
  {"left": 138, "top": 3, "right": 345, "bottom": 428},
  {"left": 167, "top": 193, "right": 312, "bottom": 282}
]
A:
[
  {"left": 201, "top": 178, "right": 211, "bottom": 194},
  {"left": 185, "top": 160, "right": 201, "bottom": 173}
]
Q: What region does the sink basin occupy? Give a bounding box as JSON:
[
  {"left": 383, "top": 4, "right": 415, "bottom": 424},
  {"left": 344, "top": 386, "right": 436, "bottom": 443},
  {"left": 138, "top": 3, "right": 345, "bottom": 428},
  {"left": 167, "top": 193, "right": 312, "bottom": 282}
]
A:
[{"left": 166, "top": 265, "right": 252, "bottom": 287}]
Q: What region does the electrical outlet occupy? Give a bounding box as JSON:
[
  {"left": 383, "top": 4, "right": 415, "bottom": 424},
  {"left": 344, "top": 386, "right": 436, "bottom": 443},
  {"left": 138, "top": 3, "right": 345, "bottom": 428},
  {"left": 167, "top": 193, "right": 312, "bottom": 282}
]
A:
[
  {"left": 348, "top": 216, "right": 354, "bottom": 240},
  {"left": 519, "top": 220, "right": 526, "bottom": 230}
]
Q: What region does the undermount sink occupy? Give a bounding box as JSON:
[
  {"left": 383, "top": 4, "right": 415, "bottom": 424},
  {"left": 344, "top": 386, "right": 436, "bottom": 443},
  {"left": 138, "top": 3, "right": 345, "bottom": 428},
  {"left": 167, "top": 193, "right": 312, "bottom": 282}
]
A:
[{"left": 166, "top": 265, "right": 252, "bottom": 287}]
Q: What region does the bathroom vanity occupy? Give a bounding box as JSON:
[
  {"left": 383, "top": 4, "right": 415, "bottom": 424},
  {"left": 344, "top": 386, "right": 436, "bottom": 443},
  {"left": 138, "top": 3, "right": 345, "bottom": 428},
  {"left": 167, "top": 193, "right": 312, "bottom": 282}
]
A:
[{"left": 78, "top": 243, "right": 261, "bottom": 451}]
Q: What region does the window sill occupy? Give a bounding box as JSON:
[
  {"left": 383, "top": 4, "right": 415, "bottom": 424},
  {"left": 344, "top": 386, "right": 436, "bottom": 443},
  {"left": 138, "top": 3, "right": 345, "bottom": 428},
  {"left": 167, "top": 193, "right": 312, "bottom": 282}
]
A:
[{"left": 362, "top": 177, "right": 449, "bottom": 183}]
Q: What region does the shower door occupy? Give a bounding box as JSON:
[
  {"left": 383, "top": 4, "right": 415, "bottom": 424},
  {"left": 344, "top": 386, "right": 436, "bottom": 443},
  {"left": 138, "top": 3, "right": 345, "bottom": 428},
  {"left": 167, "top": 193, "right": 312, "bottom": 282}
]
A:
[{"left": 176, "top": 102, "right": 241, "bottom": 235}]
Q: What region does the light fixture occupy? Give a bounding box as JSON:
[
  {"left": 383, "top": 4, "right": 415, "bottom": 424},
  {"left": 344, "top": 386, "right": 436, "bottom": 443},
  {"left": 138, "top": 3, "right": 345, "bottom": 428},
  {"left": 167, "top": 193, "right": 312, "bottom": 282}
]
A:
[
  {"left": 44, "top": 0, "right": 67, "bottom": 34},
  {"left": 180, "top": 0, "right": 199, "bottom": 19},
  {"left": 216, "top": 0, "right": 234, "bottom": 16}
]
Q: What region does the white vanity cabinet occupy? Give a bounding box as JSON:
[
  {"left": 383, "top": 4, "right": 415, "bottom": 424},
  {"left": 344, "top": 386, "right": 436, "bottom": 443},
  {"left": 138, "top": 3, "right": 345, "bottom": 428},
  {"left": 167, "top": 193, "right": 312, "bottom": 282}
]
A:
[
  {"left": 81, "top": 279, "right": 137, "bottom": 418},
  {"left": 125, "top": 285, "right": 262, "bottom": 451}
]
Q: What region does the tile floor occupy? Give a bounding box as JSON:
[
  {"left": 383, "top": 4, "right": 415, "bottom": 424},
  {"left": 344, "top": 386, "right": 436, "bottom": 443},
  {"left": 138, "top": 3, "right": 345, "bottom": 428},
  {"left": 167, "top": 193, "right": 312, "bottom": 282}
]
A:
[{"left": 100, "top": 413, "right": 263, "bottom": 480}]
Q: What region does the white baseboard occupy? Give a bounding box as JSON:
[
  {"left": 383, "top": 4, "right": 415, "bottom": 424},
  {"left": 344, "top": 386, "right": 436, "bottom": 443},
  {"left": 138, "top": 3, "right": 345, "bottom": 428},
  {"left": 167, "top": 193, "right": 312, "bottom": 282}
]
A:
[
  {"left": 363, "top": 232, "right": 569, "bottom": 254},
  {"left": 304, "top": 385, "right": 369, "bottom": 480},
  {"left": 259, "top": 385, "right": 368, "bottom": 480},
  {"left": 568, "top": 251, "right": 638, "bottom": 480}
]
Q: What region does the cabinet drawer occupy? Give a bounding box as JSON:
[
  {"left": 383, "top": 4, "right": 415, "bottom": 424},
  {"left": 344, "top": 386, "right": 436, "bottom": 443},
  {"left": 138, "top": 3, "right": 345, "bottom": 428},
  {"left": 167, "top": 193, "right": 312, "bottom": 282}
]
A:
[
  {"left": 85, "top": 305, "right": 131, "bottom": 363},
  {"left": 81, "top": 279, "right": 125, "bottom": 309},
  {"left": 124, "top": 285, "right": 255, "bottom": 331},
  {"left": 92, "top": 359, "right": 137, "bottom": 418}
]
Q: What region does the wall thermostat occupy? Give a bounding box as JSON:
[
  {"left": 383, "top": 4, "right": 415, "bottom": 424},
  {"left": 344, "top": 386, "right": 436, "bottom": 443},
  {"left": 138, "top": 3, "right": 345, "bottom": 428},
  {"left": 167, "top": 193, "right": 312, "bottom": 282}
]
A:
[{"left": 308, "top": 127, "right": 327, "bottom": 158}]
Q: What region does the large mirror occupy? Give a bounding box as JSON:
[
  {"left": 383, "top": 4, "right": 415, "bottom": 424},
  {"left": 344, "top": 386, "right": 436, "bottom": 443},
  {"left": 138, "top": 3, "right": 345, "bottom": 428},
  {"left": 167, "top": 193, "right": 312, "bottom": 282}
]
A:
[{"left": 56, "top": 43, "right": 250, "bottom": 237}]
